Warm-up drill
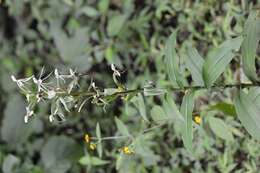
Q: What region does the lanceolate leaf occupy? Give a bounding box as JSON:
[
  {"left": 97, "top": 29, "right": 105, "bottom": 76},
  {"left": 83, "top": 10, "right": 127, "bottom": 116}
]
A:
[
  {"left": 115, "top": 117, "right": 130, "bottom": 136},
  {"left": 208, "top": 116, "right": 234, "bottom": 141},
  {"left": 96, "top": 123, "right": 102, "bottom": 157},
  {"left": 202, "top": 36, "right": 243, "bottom": 87},
  {"left": 248, "top": 87, "right": 260, "bottom": 106},
  {"left": 165, "top": 31, "right": 185, "bottom": 88},
  {"left": 185, "top": 45, "right": 205, "bottom": 86},
  {"left": 241, "top": 11, "right": 260, "bottom": 82},
  {"left": 180, "top": 91, "right": 195, "bottom": 152},
  {"left": 151, "top": 105, "right": 167, "bottom": 122},
  {"left": 208, "top": 102, "right": 236, "bottom": 116},
  {"left": 164, "top": 94, "right": 184, "bottom": 122},
  {"left": 234, "top": 90, "right": 260, "bottom": 140},
  {"left": 137, "top": 94, "right": 148, "bottom": 121}
]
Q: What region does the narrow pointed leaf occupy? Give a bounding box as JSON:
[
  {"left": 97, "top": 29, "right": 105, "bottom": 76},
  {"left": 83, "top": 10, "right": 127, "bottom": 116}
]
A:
[
  {"left": 180, "top": 91, "right": 194, "bottom": 152},
  {"left": 151, "top": 105, "right": 167, "bottom": 122},
  {"left": 137, "top": 94, "right": 148, "bottom": 121},
  {"left": 234, "top": 90, "right": 260, "bottom": 140},
  {"left": 208, "top": 102, "right": 236, "bottom": 116},
  {"left": 241, "top": 11, "right": 260, "bottom": 82},
  {"left": 248, "top": 87, "right": 260, "bottom": 106},
  {"left": 163, "top": 94, "right": 184, "bottom": 122},
  {"left": 203, "top": 36, "right": 243, "bottom": 87},
  {"left": 165, "top": 31, "right": 185, "bottom": 87},
  {"left": 185, "top": 45, "right": 205, "bottom": 85},
  {"left": 96, "top": 123, "right": 102, "bottom": 157},
  {"left": 115, "top": 117, "right": 130, "bottom": 136},
  {"left": 208, "top": 116, "right": 234, "bottom": 141}
]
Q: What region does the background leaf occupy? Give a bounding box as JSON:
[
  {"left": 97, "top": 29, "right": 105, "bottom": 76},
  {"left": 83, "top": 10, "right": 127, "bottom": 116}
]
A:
[
  {"left": 2, "top": 154, "right": 20, "bottom": 173},
  {"left": 165, "top": 31, "right": 185, "bottom": 87},
  {"left": 180, "top": 91, "right": 195, "bottom": 152},
  {"left": 203, "top": 36, "right": 243, "bottom": 87},
  {"left": 1, "top": 94, "right": 33, "bottom": 148},
  {"left": 79, "top": 155, "right": 109, "bottom": 166},
  {"left": 209, "top": 102, "right": 236, "bottom": 116},
  {"left": 115, "top": 117, "right": 130, "bottom": 136},
  {"left": 150, "top": 105, "right": 167, "bottom": 122},
  {"left": 107, "top": 14, "right": 127, "bottom": 37},
  {"left": 41, "top": 136, "right": 80, "bottom": 173},
  {"left": 208, "top": 116, "right": 234, "bottom": 141},
  {"left": 241, "top": 11, "right": 260, "bottom": 82},
  {"left": 234, "top": 90, "right": 260, "bottom": 140},
  {"left": 136, "top": 94, "right": 148, "bottom": 121},
  {"left": 185, "top": 44, "right": 205, "bottom": 86},
  {"left": 96, "top": 123, "right": 102, "bottom": 157}
]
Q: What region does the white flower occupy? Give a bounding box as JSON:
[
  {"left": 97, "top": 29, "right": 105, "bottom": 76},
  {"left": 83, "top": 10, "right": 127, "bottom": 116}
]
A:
[
  {"left": 11, "top": 75, "right": 34, "bottom": 92},
  {"left": 47, "top": 90, "right": 56, "bottom": 99},
  {"left": 111, "top": 64, "right": 121, "bottom": 76},
  {"left": 24, "top": 106, "right": 34, "bottom": 123},
  {"left": 11, "top": 75, "right": 17, "bottom": 82},
  {"left": 49, "top": 114, "right": 54, "bottom": 122},
  {"left": 24, "top": 116, "right": 29, "bottom": 123},
  {"left": 33, "top": 67, "right": 52, "bottom": 93}
]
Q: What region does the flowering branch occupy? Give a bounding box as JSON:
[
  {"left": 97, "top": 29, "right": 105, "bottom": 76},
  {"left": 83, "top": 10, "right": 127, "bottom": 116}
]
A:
[{"left": 11, "top": 65, "right": 260, "bottom": 124}]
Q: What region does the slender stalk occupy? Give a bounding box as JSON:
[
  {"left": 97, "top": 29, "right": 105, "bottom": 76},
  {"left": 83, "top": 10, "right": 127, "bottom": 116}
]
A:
[
  {"left": 66, "top": 82, "right": 259, "bottom": 98},
  {"left": 91, "top": 122, "right": 168, "bottom": 141}
]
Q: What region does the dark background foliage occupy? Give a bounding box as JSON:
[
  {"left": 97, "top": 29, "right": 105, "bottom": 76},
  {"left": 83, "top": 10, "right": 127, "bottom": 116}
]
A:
[{"left": 0, "top": 0, "right": 259, "bottom": 173}]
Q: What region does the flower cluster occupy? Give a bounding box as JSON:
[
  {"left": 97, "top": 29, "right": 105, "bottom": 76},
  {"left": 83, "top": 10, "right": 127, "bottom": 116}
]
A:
[
  {"left": 11, "top": 67, "right": 93, "bottom": 123},
  {"left": 11, "top": 65, "right": 129, "bottom": 124},
  {"left": 118, "top": 146, "right": 135, "bottom": 155},
  {"left": 84, "top": 134, "right": 97, "bottom": 150}
]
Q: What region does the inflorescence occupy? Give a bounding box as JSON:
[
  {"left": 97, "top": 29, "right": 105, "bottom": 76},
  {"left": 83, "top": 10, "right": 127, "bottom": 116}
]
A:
[{"left": 11, "top": 64, "right": 135, "bottom": 123}]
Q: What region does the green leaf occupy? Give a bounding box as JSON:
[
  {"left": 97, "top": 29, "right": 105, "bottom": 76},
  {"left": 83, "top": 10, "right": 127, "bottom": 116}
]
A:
[
  {"left": 96, "top": 123, "right": 102, "bottom": 158},
  {"left": 208, "top": 116, "right": 234, "bottom": 141},
  {"left": 234, "top": 90, "right": 260, "bottom": 140},
  {"left": 104, "top": 88, "right": 118, "bottom": 95},
  {"left": 41, "top": 136, "right": 80, "bottom": 173},
  {"left": 115, "top": 117, "right": 130, "bottom": 136},
  {"left": 79, "top": 156, "right": 109, "bottom": 166},
  {"left": 51, "top": 25, "right": 91, "bottom": 71},
  {"left": 185, "top": 44, "right": 205, "bottom": 86},
  {"left": 163, "top": 94, "right": 184, "bottom": 122},
  {"left": 241, "top": 11, "right": 260, "bottom": 82},
  {"left": 79, "top": 6, "right": 99, "bottom": 17},
  {"left": 143, "top": 88, "right": 166, "bottom": 96},
  {"left": 2, "top": 154, "right": 20, "bottom": 173},
  {"left": 98, "top": 0, "right": 109, "bottom": 14},
  {"left": 150, "top": 105, "right": 167, "bottom": 122},
  {"left": 203, "top": 36, "right": 243, "bottom": 87},
  {"left": 137, "top": 94, "right": 148, "bottom": 121},
  {"left": 1, "top": 95, "right": 33, "bottom": 148},
  {"left": 180, "top": 91, "right": 195, "bottom": 152},
  {"left": 165, "top": 31, "right": 185, "bottom": 88},
  {"left": 209, "top": 102, "right": 236, "bottom": 116},
  {"left": 107, "top": 15, "right": 127, "bottom": 37},
  {"left": 248, "top": 87, "right": 260, "bottom": 106}
]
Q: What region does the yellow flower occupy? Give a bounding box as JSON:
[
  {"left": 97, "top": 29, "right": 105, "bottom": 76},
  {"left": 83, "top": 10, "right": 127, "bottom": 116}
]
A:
[
  {"left": 89, "top": 143, "right": 96, "bottom": 150},
  {"left": 119, "top": 146, "right": 134, "bottom": 155},
  {"left": 84, "top": 134, "right": 90, "bottom": 143},
  {"left": 194, "top": 115, "right": 201, "bottom": 124}
]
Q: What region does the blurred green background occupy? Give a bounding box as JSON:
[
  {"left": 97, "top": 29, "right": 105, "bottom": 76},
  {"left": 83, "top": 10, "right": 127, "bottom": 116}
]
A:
[{"left": 0, "top": 0, "right": 260, "bottom": 173}]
